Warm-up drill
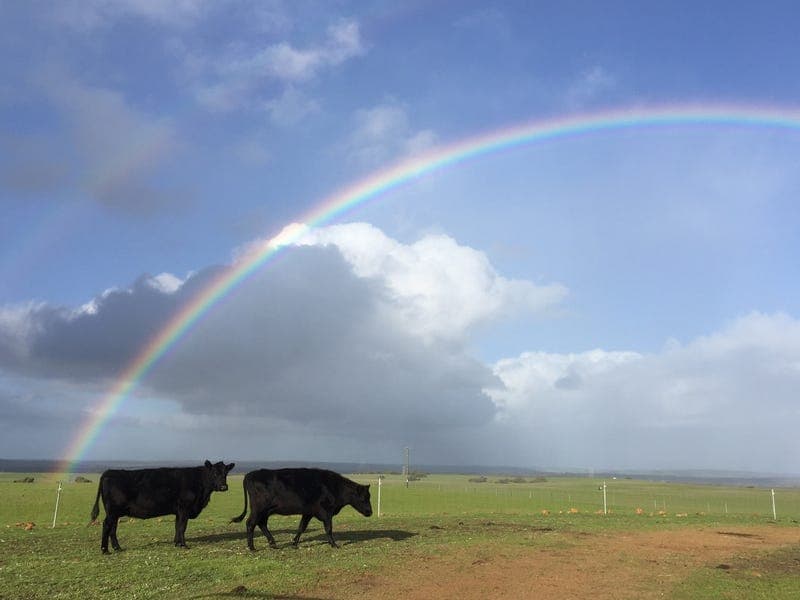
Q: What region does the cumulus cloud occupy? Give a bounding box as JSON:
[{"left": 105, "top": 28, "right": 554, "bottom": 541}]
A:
[
  {"left": 1, "top": 224, "right": 557, "bottom": 452},
  {"left": 3, "top": 220, "right": 797, "bottom": 471},
  {"left": 294, "top": 223, "right": 567, "bottom": 341},
  {"left": 486, "top": 312, "right": 800, "bottom": 471},
  {"left": 344, "top": 103, "right": 438, "bottom": 166},
  {"left": 151, "top": 245, "right": 499, "bottom": 433}
]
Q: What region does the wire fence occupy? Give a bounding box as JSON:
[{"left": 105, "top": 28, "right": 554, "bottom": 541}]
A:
[
  {"left": 369, "top": 475, "right": 800, "bottom": 520},
  {"left": 4, "top": 472, "right": 799, "bottom": 528}
]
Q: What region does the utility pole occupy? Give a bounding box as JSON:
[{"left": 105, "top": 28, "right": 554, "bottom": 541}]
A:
[{"left": 403, "top": 447, "right": 410, "bottom": 488}]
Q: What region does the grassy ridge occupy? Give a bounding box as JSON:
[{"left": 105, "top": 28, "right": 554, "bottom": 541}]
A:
[{"left": 2, "top": 473, "right": 799, "bottom": 598}]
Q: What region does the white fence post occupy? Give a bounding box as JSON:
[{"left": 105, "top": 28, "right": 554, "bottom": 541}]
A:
[
  {"left": 771, "top": 489, "right": 777, "bottom": 520},
  {"left": 52, "top": 481, "right": 63, "bottom": 528},
  {"left": 603, "top": 481, "right": 607, "bottom": 515},
  {"left": 377, "top": 476, "right": 382, "bottom": 517}
]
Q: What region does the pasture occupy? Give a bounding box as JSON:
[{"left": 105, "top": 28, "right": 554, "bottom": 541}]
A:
[{"left": 2, "top": 472, "right": 800, "bottom": 598}]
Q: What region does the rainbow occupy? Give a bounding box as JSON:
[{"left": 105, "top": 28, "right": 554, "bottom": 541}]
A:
[{"left": 57, "top": 103, "right": 800, "bottom": 474}]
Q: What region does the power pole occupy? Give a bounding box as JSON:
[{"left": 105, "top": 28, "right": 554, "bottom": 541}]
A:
[{"left": 403, "top": 447, "right": 410, "bottom": 487}]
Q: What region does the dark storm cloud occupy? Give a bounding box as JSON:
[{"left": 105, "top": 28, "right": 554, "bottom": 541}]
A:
[
  {"left": 152, "top": 245, "right": 499, "bottom": 434},
  {"left": 0, "top": 244, "right": 500, "bottom": 443},
  {"left": 0, "top": 272, "right": 207, "bottom": 380}
]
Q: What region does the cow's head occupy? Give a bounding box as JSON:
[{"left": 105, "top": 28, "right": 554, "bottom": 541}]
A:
[
  {"left": 350, "top": 483, "right": 372, "bottom": 517},
  {"left": 204, "top": 460, "right": 235, "bottom": 492}
]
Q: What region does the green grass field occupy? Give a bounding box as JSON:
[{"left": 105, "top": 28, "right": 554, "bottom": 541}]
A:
[{"left": 2, "top": 472, "right": 800, "bottom": 598}]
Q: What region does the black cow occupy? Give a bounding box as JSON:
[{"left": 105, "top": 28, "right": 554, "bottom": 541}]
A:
[
  {"left": 230, "top": 468, "right": 372, "bottom": 550},
  {"left": 90, "top": 460, "right": 235, "bottom": 554}
]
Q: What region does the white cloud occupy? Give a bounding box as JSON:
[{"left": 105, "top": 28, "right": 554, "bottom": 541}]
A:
[
  {"left": 291, "top": 222, "right": 567, "bottom": 341},
  {"left": 490, "top": 349, "right": 641, "bottom": 414},
  {"left": 486, "top": 312, "right": 800, "bottom": 471},
  {"left": 192, "top": 18, "right": 364, "bottom": 113},
  {"left": 326, "top": 19, "right": 365, "bottom": 62},
  {"left": 250, "top": 19, "right": 364, "bottom": 82},
  {"left": 251, "top": 43, "right": 322, "bottom": 82},
  {"left": 0, "top": 223, "right": 567, "bottom": 461},
  {"left": 264, "top": 86, "right": 320, "bottom": 126},
  {"left": 345, "top": 103, "right": 438, "bottom": 166},
  {"left": 4, "top": 219, "right": 797, "bottom": 471},
  {"left": 146, "top": 273, "right": 185, "bottom": 294}
]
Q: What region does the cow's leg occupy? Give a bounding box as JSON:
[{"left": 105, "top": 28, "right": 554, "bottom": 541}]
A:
[
  {"left": 101, "top": 515, "right": 113, "bottom": 554},
  {"left": 110, "top": 517, "right": 122, "bottom": 552},
  {"left": 258, "top": 513, "right": 278, "bottom": 548},
  {"left": 245, "top": 513, "right": 259, "bottom": 551},
  {"left": 175, "top": 513, "right": 189, "bottom": 548},
  {"left": 291, "top": 514, "right": 312, "bottom": 546},
  {"left": 322, "top": 515, "right": 338, "bottom": 548},
  {"left": 105, "top": 514, "right": 122, "bottom": 552}
]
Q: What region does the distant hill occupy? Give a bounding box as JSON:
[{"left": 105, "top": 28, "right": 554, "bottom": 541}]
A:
[{"left": 2, "top": 458, "right": 800, "bottom": 487}]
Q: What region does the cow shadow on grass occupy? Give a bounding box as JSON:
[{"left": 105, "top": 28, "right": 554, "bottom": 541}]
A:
[{"left": 187, "top": 527, "right": 417, "bottom": 548}]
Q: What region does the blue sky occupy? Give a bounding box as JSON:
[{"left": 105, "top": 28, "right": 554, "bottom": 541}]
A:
[{"left": 1, "top": 1, "right": 799, "bottom": 472}]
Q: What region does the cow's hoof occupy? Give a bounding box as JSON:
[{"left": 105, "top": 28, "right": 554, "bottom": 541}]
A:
[{"left": 101, "top": 548, "right": 110, "bottom": 555}]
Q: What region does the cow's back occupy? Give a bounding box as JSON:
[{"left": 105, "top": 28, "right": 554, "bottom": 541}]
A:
[
  {"left": 101, "top": 467, "right": 203, "bottom": 519},
  {"left": 248, "top": 468, "right": 345, "bottom": 514}
]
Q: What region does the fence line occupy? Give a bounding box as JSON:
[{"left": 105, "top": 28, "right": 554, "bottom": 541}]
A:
[{"left": 370, "top": 477, "right": 800, "bottom": 520}]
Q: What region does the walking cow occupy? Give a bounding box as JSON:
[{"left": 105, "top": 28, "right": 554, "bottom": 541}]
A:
[
  {"left": 90, "top": 460, "right": 235, "bottom": 553},
  {"left": 230, "top": 468, "right": 372, "bottom": 550}
]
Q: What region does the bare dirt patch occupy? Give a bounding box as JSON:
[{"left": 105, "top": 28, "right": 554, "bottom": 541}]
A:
[{"left": 310, "top": 525, "right": 800, "bottom": 599}]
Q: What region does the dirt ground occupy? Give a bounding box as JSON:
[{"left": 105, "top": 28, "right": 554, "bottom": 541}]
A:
[{"left": 310, "top": 525, "right": 800, "bottom": 599}]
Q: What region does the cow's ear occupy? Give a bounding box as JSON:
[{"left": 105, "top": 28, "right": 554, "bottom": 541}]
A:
[
  {"left": 205, "top": 460, "right": 212, "bottom": 468},
  {"left": 226, "top": 463, "right": 235, "bottom": 472}
]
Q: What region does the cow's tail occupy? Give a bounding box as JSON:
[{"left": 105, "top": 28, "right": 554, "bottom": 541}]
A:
[
  {"left": 230, "top": 474, "right": 249, "bottom": 523},
  {"left": 89, "top": 475, "right": 103, "bottom": 524}
]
